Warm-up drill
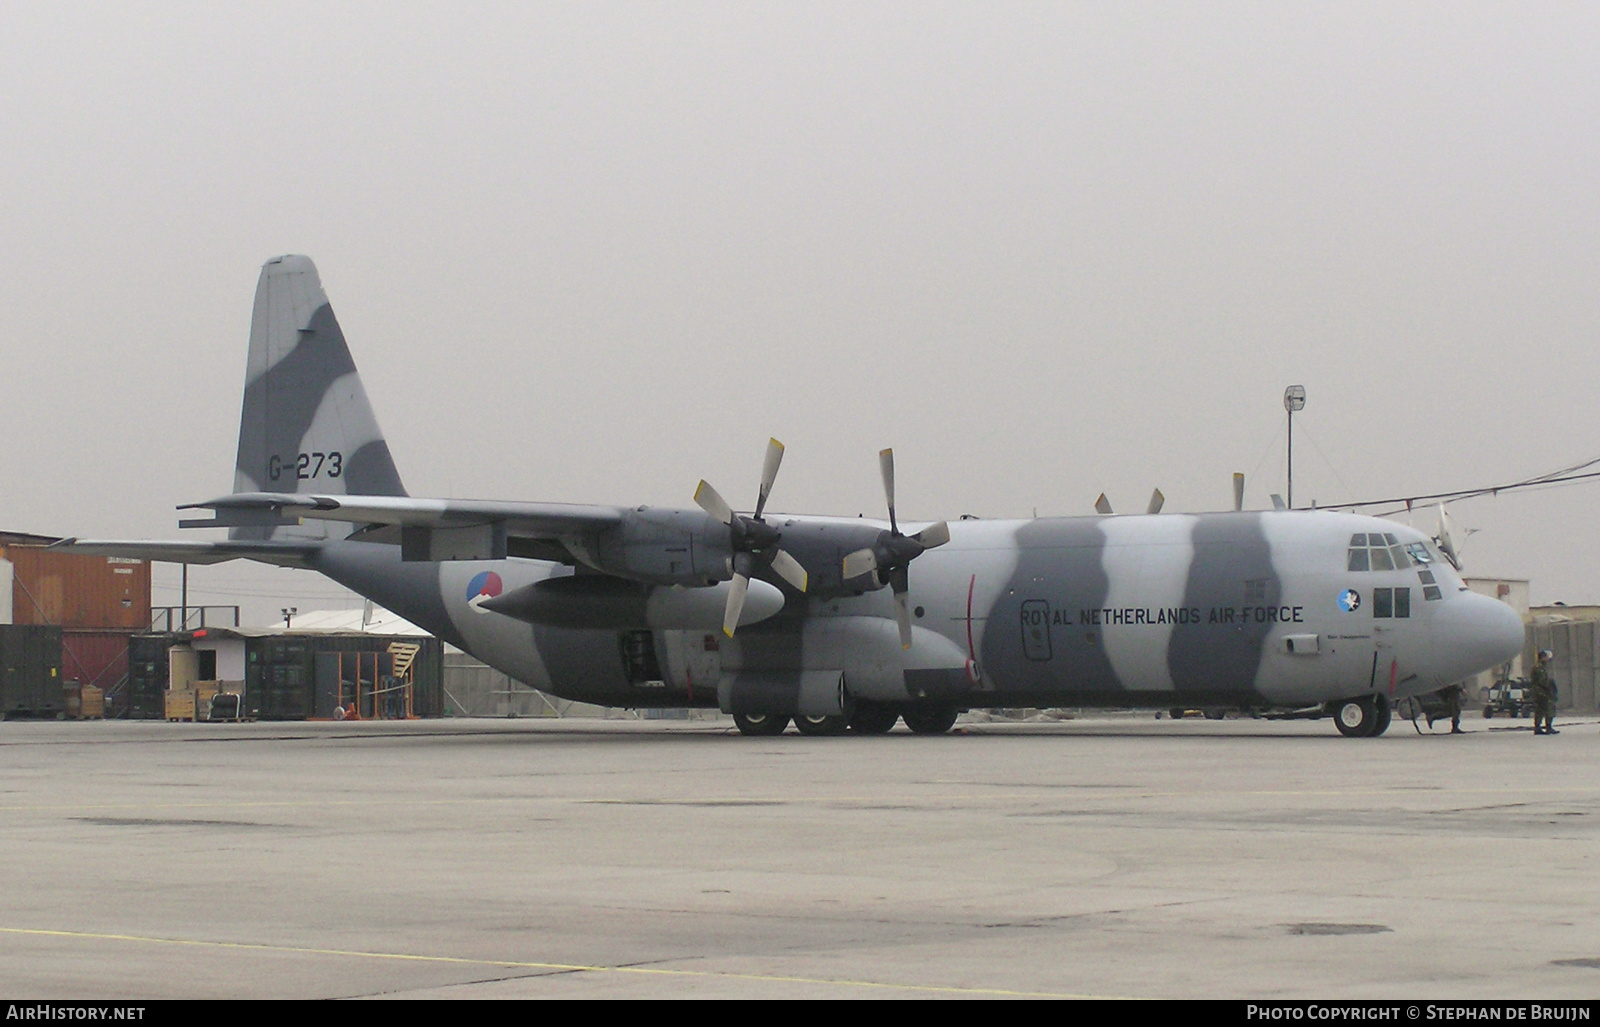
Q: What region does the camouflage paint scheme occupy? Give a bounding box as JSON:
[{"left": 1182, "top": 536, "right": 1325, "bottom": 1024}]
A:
[{"left": 66, "top": 257, "right": 1526, "bottom": 732}]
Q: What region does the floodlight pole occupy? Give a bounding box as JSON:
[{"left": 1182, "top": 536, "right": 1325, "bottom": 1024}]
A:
[{"left": 1283, "top": 386, "right": 1306, "bottom": 510}]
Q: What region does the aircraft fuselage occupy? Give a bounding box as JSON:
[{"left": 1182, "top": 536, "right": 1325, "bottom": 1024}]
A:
[{"left": 309, "top": 508, "right": 1525, "bottom": 716}]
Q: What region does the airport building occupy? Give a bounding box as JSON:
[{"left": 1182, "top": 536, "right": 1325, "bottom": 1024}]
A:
[
  {"left": 1528, "top": 604, "right": 1600, "bottom": 714},
  {"left": 126, "top": 622, "right": 445, "bottom": 721}
]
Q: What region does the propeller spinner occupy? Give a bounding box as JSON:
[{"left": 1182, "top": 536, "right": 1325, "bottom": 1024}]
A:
[
  {"left": 694, "top": 438, "right": 808, "bottom": 637},
  {"left": 841, "top": 448, "right": 950, "bottom": 649}
]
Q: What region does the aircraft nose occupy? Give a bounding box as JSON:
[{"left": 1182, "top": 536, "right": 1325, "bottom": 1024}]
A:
[{"left": 1438, "top": 591, "right": 1526, "bottom": 680}]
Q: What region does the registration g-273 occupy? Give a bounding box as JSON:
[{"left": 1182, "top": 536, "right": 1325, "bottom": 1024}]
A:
[{"left": 268, "top": 451, "right": 342, "bottom": 481}]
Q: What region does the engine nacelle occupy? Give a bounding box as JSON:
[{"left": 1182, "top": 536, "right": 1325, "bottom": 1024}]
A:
[{"left": 566, "top": 508, "right": 731, "bottom": 586}]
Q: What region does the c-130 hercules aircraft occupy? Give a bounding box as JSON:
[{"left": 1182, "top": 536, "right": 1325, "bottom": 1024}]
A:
[{"left": 63, "top": 256, "right": 1525, "bottom": 737}]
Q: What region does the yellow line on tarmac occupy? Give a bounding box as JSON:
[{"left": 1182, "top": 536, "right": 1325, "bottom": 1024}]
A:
[{"left": 0, "top": 926, "right": 1121, "bottom": 999}]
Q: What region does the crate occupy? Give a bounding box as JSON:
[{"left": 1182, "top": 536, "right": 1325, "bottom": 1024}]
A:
[
  {"left": 64, "top": 683, "right": 104, "bottom": 720},
  {"left": 164, "top": 689, "right": 196, "bottom": 722},
  {"left": 193, "top": 681, "right": 219, "bottom": 721}
]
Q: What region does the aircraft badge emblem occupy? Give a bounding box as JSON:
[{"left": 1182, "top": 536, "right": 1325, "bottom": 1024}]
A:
[
  {"left": 467, "top": 571, "right": 504, "bottom": 613},
  {"left": 1337, "top": 589, "right": 1360, "bottom": 612}
]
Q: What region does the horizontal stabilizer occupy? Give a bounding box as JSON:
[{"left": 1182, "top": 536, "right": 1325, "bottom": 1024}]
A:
[{"left": 48, "top": 538, "right": 320, "bottom": 567}]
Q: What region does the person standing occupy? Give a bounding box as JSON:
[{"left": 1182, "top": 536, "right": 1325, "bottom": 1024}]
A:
[
  {"left": 1529, "top": 649, "right": 1558, "bottom": 736},
  {"left": 1443, "top": 683, "right": 1464, "bottom": 734}
]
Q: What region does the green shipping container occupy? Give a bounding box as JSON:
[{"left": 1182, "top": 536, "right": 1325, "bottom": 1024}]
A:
[{"left": 0, "top": 625, "right": 64, "bottom": 719}]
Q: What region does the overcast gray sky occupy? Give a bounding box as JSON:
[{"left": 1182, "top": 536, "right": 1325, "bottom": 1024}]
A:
[{"left": 2, "top": 2, "right": 1596, "bottom": 623}]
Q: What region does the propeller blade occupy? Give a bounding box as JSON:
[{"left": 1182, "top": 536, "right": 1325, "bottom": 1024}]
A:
[
  {"left": 912, "top": 521, "right": 950, "bottom": 549},
  {"left": 769, "top": 548, "right": 808, "bottom": 592},
  {"left": 893, "top": 590, "right": 913, "bottom": 649},
  {"left": 722, "top": 573, "right": 749, "bottom": 638},
  {"left": 1094, "top": 494, "right": 1112, "bottom": 515},
  {"left": 755, "top": 438, "right": 785, "bottom": 518},
  {"left": 694, "top": 480, "right": 734, "bottom": 525},
  {"left": 1146, "top": 489, "right": 1165, "bottom": 515},
  {"left": 879, "top": 448, "right": 897, "bottom": 532},
  {"left": 1233, "top": 472, "right": 1245, "bottom": 512},
  {"left": 1270, "top": 494, "right": 1286, "bottom": 511},
  {"left": 842, "top": 547, "right": 878, "bottom": 580}
]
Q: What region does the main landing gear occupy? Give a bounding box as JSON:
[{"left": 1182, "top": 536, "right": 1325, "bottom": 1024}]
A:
[
  {"left": 900, "top": 704, "right": 959, "bottom": 735},
  {"left": 732, "top": 711, "right": 790, "bottom": 736},
  {"left": 847, "top": 704, "right": 900, "bottom": 735},
  {"left": 730, "top": 703, "right": 961, "bottom": 736},
  {"left": 794, "top": 714, "right": 848, "bottom": 736},
  {"left": 1329, "top": 695, "right": 1392, "bottom": 738}
]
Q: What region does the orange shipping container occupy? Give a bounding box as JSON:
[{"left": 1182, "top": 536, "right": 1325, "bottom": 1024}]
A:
[{"left": 0, "top": 541, "right": 150, "bottom": 630}]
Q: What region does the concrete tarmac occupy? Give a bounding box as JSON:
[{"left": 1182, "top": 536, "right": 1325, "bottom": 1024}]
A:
[{"left": 0, "top": 712, "right": 1596, "bottom": 999}]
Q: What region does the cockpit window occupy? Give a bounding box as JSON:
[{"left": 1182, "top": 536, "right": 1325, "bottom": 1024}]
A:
[{"left": 1347, "top": 533, "right": 1417, "bottom": 572}]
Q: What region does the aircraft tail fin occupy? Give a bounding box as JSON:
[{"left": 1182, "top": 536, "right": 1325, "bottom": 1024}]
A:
[{"left": 230, "top": 255, "right": 407, "bottom": 541}]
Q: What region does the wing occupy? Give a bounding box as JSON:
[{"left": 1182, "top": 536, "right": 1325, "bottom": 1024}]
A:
[
  {"left": 178, "top": 492, "right": 626, "bottom": 563},
  {"left": 48, "top": 538, "right": 321, "bottom": 567}
]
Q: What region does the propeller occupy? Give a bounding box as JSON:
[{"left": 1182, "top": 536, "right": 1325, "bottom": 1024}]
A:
[
  {"left": 1094, "top": 494, "right": 1113, "bottom": 515},
  {"left": 1146, "top": 489, "right": 1165, "bottom": 515},
  {"left": 694, "top": 438, "right": 808, "bottom": 637},
  {"left": 840, "top": 448, "right": 950, "bottom": 649}
]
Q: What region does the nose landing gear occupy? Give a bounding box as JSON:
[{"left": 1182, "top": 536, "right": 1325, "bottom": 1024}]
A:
[{"left": 1330, "top": 695, "right": 1392, "bottom": 738}]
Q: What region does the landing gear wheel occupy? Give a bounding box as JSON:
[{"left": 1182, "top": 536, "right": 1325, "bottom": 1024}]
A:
[
  {"left": 794, "top": 714, "right": 848, "bottom": 736},
  {"left": 848, "top": 705, "right": 899, "bottom": 735},
  {"left": 1370, "top": 696, "right": 1392, "bottom": 737},
  {"left": 1331, "top": 696, "right": 1389, "bottom": 738},
  {"left": 902, "top": 705, "right": 959, "bottom": 735},
  {"left": 733, "top": 711, "right": 790, "bottom": 736}
]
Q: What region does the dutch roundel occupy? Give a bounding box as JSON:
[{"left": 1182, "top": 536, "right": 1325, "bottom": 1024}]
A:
[{"left": 467, "top": 571, "right": 504, "bottom": 613}]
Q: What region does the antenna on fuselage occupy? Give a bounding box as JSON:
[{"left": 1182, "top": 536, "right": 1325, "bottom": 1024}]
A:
[{"left": 1233, "top": 473, "right": 1245, "bottom": 512}]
